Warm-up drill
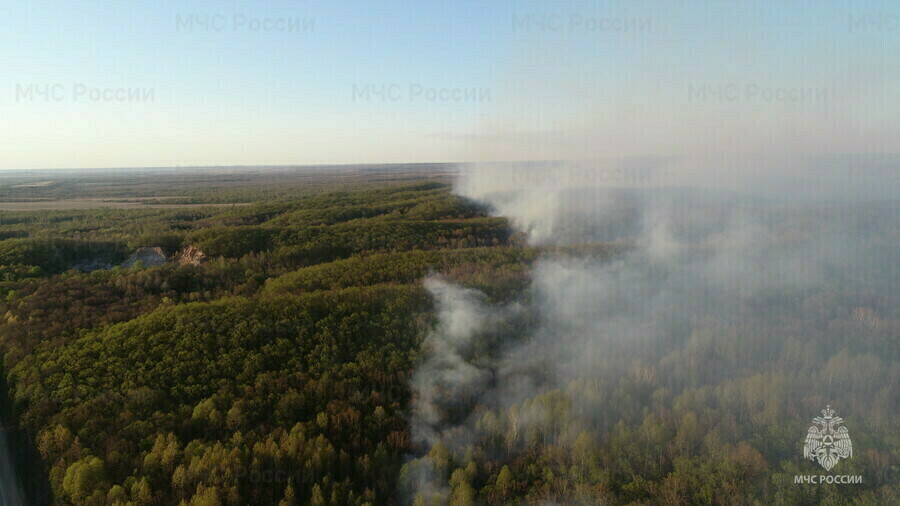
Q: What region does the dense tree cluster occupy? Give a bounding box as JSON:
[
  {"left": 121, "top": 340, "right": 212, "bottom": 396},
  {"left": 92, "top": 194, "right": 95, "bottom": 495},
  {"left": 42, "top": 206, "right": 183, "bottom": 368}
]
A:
[
  {"left": 404, "top": 289, "right": 897, "bottom": 505},
  {"left": 0, "top": 180, "right": 535, "bottom": 505},
  {"left": 0, "top": 174, "right": 895, "bottom": 505}
]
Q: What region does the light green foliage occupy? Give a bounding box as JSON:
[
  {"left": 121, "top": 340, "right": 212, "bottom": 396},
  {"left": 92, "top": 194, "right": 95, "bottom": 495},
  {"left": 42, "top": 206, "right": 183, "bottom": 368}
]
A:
[
  {"left": 2, "top": 173, "right": 894, "bottom": 505},
  {"left": 0, "top": 177, "right": 537, "bottom": 505}
]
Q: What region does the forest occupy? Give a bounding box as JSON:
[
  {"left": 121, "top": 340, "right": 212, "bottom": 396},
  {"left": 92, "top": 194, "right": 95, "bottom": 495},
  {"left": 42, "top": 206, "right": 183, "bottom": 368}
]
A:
[{"left": 0, "top": 167, "right": 896, "bottom": 505}]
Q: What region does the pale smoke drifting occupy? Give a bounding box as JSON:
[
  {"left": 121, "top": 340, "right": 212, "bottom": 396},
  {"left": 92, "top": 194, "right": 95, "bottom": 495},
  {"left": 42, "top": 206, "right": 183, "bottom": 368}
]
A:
[
  {"left": 404, "top": 156, "right": 898, "bottom": 502},
  {"left": 405, "top": 278, "right": 523, "bottom": 502},
  {"left": 410, "top": 278, "right": 495, "bottom": 448}
]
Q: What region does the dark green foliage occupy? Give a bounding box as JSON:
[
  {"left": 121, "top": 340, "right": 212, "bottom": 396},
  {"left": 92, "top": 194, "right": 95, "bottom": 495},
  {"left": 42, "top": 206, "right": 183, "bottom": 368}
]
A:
[
  {"left": 0, "top": 177, "right": 530, "bottom": 505},
  {"left": 0, "top": 238, "right": 128, "bottom": 273},
  {"left": 11, "top": 285, "right": 430, "bottom": 504},
  {"left": 263, "top": 247, "right": 537, "bottom": 301},
  {"left": 1, "top": 173, "right": 894, "bottom": 505}
]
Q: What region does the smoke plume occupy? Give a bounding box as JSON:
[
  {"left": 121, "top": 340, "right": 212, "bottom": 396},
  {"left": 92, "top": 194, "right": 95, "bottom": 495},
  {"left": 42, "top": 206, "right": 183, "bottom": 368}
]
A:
[{"left": 404, "top": 156, "right": 898, "bottom": 503}]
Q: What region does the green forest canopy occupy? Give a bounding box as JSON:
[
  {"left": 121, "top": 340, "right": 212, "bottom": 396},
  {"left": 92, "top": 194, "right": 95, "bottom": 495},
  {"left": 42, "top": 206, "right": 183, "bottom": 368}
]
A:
[{"left": 0, "top": 171, "right": 895, "bottom": 505}]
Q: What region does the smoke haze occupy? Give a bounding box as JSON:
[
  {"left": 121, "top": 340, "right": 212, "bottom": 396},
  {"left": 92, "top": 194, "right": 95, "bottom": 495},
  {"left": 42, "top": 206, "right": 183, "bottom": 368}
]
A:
[{"left": 404, "top": 156, "right": 897, "bottom": 503}]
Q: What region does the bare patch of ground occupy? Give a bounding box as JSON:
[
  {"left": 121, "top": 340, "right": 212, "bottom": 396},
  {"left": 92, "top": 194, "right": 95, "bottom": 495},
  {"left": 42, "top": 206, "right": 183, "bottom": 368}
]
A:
[{"left": 10, "top": 181, "right": 55, "bottom": 188}]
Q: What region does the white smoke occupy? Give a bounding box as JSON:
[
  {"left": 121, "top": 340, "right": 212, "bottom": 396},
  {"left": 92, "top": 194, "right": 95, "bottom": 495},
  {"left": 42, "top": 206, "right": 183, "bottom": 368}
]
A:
[
  {"left": 405, "top": 156, "right": 897, "bottom": 503},
  {"left": 410, "top": 278, "right": 495, "bottom": 448}
]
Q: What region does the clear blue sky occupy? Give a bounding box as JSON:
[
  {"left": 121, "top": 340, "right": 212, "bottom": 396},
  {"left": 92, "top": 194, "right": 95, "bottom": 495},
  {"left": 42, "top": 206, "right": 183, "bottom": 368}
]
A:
[{"left": 1, "top": 0, "right": 897, "bottom": 169}]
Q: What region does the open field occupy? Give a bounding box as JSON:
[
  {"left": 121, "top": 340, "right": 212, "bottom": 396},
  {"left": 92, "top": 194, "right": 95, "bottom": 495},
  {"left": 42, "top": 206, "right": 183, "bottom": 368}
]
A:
[
  {"left": 0, "top": 199, "right": 253, "bottom": 211},
  {"left": 0, "top": 164, "right": 456, "bottom": 203}
]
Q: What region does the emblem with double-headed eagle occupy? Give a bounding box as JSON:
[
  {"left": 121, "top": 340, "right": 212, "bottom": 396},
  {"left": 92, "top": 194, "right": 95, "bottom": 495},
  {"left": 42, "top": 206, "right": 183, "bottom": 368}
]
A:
[{"left": 804, "top": 405, "right": 852, "bottom": 471}]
